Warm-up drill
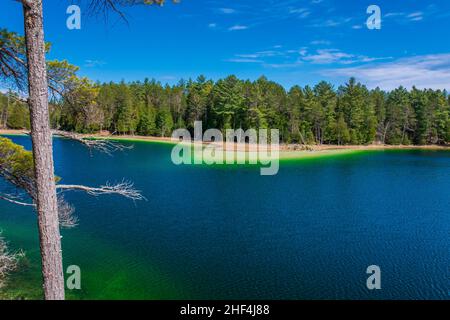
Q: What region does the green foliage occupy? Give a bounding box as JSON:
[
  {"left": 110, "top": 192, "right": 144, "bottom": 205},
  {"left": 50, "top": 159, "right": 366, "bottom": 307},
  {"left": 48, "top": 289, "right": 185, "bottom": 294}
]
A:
[
  {"left": 0, "top": 137, "right": 61, "bottom": 195},
  {"left": 156, "top": 107, "right": 174, "bottom": 137},
  {"left": 0, "top": 29, "right": 27, "bottom": 90},
  {"left": 0, "top": 137, "right": 34, "bottom": 183},
  {"left": 185, "top": 76, "right": 213, "bottom": 131},
  {"left": 6, "top": 103, "right": 30, "bottom": 130},
  {"left": 61, "top": 77, "right": 102, "bottom": 133},
  {"left": 0, "top": 92, "right": 30, "bottom": 129},
  {"left": 44, "top": 76, "right": 450, "bottom": 146},
  {"left": 137, "top": 107, "right": 157, "bottom": 136},
  {"left": 0, "top": 28, "right": 70, "bottom": 92},
  {"left": 212, "top": 75, "right": 244, "bottom": 130}
]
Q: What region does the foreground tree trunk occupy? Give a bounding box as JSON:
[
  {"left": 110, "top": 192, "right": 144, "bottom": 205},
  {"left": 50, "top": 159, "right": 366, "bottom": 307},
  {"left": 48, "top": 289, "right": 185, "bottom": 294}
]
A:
[{"left": 22, "top": 0, "right": 65, "bottom": 300}]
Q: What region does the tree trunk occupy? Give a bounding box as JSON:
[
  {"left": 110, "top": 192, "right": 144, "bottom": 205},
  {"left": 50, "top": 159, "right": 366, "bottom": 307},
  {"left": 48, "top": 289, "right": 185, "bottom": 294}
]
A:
[
  {"left": 1, "top": 93, "right": 8, "bottom": 128},
  {"left": 23, "top": 0, "right": 65, "bottom": 300}
]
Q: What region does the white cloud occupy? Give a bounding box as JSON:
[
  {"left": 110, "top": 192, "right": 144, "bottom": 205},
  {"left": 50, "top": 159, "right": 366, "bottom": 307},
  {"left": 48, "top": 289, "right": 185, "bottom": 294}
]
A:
[
  {"left": 300, "top": 49, "right": 390, "bottom": 65},
  {"left": 299, "top": 49, "right": 308, "bottom": 56},
  {"left": 310, "top": 40, "right": 331, "bottom": 45},
  {"left": 289, "top": 8, "right": 307, "bottom": 14},
  {"left": 407, "top": 12, "right": 424, "bottom": 21},
  {"left": 84, "top": 60, "right": 106, "bottom": 68},
  {"left": 235, "top": 50, "right": 284, "bottom": 59},
  {"left": 263, "top": 62, "right": 303, "bottom": 69},
  {"left": 309, "top": 17, "right": 352, "bottom": 28},
  {"left": 218, "top": 8, "right": 236, "bottom": 14},
  {"left": 226, "top": 58, "right": 263, "bottom": 63},
  {"left": 227, "top": 47, "right": 390, "bottom": 70},
  {"left": 384, "top": 11, "right": 425, "bottom": 22},
  {"left": 407, "top": 12, "right": 423, "bottom": 18},
  {"left": 322, "top": 53, "right": 450, "bottom": 90},
  {"left": 208, "top": 23, "right": 217, "bottom": 28},
  {"left": 384, "top": 12, "right": 405, "bottom": 18},
  {"left": 228, "top": 25, "right": 248, "bottom": 31},
  {"left": 289, "top": 8, "right": 311, "bottom": 18},
  {"left": 302, "top": 49, "right": 352, "bottom": 64}
]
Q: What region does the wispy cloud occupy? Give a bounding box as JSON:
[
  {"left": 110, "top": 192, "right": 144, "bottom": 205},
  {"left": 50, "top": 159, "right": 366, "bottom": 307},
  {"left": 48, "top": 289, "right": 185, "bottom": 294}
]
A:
[
  {"left": 263, "top": 62, "right": 303, "bottom": 69},
  {"left": 218, "top": 8, "right": 236, "bottom": 14},
  {"left": 211, "top": 0, "right": 317, "bottom": 30},
  {"left": 309, "top": 17, "right": 352, "bottom": 28},
  {"left": 236, "top": 50, "right": 282, "bottom": 59},
  {"left": 226, "top": 58, "right": 263, "bottom": 63},
  {"left": 302, "top": 49, "right": 352, "bottom": 64},
  {"left": 384, "top": 12, "right": 405, "bottom": 18},
  {"left": 208, "top": 23, "right": 217, "bottom": 28},
  {"left": 227, "top": 47, "right": 389, "bottom": 69},
  {"left": 322, "top": 53, "right": 450, "bottom": 90},
  {"left": 301, "top": 49, "right": 390, "bottom": 65},
  {"left": 310, "top": 40, "right": 331, "bottom": 46},
  {"left": 288, "top": 8, "right": 311, "bottom": 18},
  {"left": 384, "top": 10, "right": 425, "bottom": 22},
  {"left": 228, "top": 25, "right": 248, "bottom": 31},
  {"left": 407, "top": 12, "right": 424, "bottom": 21},
  {"left": 84, "top": 60, "right": 106, "bottom": 68},
  {"left": 227, "top": 47, "right": 297, "bottom": 67}
]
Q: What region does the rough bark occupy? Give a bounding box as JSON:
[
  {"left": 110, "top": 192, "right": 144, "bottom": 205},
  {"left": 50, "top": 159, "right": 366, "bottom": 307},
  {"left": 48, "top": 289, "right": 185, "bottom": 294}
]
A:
[{"left": 22, "top": 0, "right": 65, "bottom": 300}]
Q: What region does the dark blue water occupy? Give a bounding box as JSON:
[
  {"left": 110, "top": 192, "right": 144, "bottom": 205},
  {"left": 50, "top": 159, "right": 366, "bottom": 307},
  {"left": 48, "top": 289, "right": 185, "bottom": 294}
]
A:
[{"left": 0, "top": 135, "right": 449, "bottom": 299}]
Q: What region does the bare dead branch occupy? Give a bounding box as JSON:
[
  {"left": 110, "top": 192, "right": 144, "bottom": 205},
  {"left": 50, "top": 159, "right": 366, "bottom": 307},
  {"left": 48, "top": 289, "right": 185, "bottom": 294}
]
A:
[
  {"left": 1, "top": 133, "right": 142, "bottom": 231},
  {"left": 51, "top": 130, "right": 133, "bottom": 155},
  {"left": 82, "top": 0, "right": 179, "bottom": 25},
  {"left": 56, "top": 180, "right": 145, "bottom": 201},
  {"left": 57, "top": 196, "right": 78, "bottom": 228},
  {"left": 0, "top": 193, "right": 35, "bottom": 207},
  {"left": 0, "top": 234, "right": 25, "bottom": 289}
]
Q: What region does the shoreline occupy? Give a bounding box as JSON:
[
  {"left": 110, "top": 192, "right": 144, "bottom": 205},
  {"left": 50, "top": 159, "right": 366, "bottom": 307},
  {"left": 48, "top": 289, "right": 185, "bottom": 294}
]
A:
[{"left": 1, "top": 129, "right": 448, "bottom": 161}]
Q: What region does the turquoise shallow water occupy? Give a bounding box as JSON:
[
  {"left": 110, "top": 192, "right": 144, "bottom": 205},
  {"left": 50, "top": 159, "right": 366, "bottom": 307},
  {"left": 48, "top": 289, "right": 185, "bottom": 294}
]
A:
[{"left": 0, "top": 135, "right": 449, "bottom": 299}]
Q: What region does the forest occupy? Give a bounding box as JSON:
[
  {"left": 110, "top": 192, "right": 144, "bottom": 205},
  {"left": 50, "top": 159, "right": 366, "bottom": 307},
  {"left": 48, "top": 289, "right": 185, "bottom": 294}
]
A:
[{"left": 1, "top": 75, "right": 449, "bottom": 145}]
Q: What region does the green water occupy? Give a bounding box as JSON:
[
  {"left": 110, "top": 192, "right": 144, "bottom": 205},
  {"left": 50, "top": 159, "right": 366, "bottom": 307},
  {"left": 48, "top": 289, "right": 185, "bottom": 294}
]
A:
[{"left": 0, "top": 136, "right": 449, "bottom": 299}]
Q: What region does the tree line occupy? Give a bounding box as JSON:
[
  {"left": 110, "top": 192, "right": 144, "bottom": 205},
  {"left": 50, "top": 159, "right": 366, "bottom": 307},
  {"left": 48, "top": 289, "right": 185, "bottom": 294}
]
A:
[{"left": 2, "top": 76, "right": 450, "bottom": 145}]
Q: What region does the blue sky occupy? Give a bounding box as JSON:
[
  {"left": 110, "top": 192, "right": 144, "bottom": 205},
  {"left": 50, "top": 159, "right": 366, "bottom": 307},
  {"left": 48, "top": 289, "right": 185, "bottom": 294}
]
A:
[{"left": 1, "top": 0, "right": 450, "bottom": 90}]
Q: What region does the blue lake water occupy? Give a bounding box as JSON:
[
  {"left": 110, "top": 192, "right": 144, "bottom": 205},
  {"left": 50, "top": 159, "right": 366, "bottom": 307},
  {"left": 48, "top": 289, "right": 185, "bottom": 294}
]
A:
[{"left": 0, "top": 135, "right": 449, "bottom": 299}]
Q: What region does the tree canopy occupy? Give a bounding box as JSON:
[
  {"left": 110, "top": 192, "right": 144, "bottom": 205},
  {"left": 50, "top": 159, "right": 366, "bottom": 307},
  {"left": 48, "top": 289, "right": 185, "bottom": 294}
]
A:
[{"left": 9, "top": 76, "right": 445, "bottom": 146}]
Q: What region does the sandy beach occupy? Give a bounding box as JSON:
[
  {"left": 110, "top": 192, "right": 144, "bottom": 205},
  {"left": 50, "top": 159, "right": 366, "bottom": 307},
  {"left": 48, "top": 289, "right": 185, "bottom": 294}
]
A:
[{"left": 1, "top": 129, "right": 448, "bottom": 161}]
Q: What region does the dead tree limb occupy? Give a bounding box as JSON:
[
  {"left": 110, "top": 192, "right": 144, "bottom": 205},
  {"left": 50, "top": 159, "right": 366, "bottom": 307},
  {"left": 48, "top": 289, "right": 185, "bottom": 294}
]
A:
[
  {"left": 56, "top": 181, "right": 145, "bottom": 201},
  {"left": 51, "top": 130, "right": 133, "bottom": 155},
  {"left": 56, "top": 196, "right": 78, "bottom": 228},
  {"left": 1, "top": 136, "right": 143, "bottom": 230},
  {"left": 0, "top": 233, "right": 25, "bottom": 289},
  {"left": 0, "top": 193, "right": 35, "bottom": 207}
]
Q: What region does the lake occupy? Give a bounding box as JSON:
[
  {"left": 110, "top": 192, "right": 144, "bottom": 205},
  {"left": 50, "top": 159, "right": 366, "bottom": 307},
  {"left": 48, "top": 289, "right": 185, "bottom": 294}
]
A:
[{"left": 0, "top": 135, "right": 449, "bottom": 299}]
